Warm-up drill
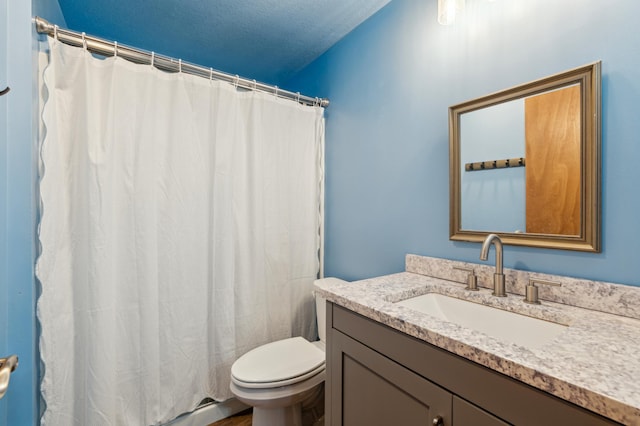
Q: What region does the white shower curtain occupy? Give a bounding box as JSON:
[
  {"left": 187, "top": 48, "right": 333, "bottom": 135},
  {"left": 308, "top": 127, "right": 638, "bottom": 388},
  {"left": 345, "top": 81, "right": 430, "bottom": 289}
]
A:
[{"left": 37, "top": 39, "right": 324, "bottom": 425}]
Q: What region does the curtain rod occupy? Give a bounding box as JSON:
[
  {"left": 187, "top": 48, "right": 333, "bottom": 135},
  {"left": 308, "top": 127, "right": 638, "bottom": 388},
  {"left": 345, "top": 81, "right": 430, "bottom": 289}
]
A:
[{"left": 33, "top": 16, "right": 329, "bottom": 108}]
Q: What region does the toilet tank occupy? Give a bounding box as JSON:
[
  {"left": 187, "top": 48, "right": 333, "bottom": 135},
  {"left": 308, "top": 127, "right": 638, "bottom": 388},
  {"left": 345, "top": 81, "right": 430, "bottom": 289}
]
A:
[{"left": 314, "top": 278, "right": 348, "bottom": 343}]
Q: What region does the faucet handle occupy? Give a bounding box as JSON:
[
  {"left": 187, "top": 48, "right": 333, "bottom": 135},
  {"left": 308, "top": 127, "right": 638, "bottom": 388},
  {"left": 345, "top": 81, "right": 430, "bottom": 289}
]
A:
[
  {"left": 524, "top": 278, "right": 561, "bottom": 304},
  {"left": 453, "top": 266, "right": 479, "bottom": 291}
]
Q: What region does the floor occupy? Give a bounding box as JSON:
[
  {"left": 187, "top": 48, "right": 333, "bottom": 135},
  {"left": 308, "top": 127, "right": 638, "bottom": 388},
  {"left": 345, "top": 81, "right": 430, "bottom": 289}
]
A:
[
  {"left": 208, "top": 408, "right": 326, "bottom": 426},
  {"left": 208, "top": 409, "right": 252, "bottom": 426}
]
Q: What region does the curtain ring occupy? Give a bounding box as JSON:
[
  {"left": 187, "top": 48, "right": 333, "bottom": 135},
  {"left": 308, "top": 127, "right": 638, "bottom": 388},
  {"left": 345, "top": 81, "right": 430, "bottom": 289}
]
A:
[
  {"left": 81, "top": 32, "right": 87, "bottom": 51},
  {"left": 178, "top": 59, "right": 182, "bottom": 73},
  {"left": 113, "top": 41, "right": 118, "bottom": 57},
  {"left": 315, "top": 97, "right": 320, "bottom": 107},
  {"left": 234, "top": 75, "right": 239, "bottom": 89},
  {"left": 150, "top": 51, "right": 155, "bottom": 68},
  {"left": 296, "top": 92, "right": 301, "bottom": 103},
  {"left": 274, "top": 86, "right": 279, "bottom": 98},
  {"left": 210, "top": 68, "right": 214, "bottom": 81},
  {"left": 53, "top": 25, "right": 58, "bottom": 41}
]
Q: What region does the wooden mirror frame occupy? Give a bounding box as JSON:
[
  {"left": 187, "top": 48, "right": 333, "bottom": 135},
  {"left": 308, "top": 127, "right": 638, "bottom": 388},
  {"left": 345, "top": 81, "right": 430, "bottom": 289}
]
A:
[{"left": 449, "top": 62, "right": 601, "bottom": 252}]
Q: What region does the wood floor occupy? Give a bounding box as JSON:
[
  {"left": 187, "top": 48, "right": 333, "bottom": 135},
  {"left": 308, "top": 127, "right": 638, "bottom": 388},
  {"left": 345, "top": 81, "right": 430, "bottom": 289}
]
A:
[
  {"left": 208, "top": 408, "right": 325, "bottom": 425},
  {"left": 208, "top": 409, "right": 252, "bottom": 426}
]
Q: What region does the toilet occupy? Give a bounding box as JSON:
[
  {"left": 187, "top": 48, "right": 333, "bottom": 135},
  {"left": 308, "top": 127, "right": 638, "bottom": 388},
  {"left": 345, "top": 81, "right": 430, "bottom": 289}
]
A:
[{"left": 230, "top": 278, "right": 340, "bottom": 426}]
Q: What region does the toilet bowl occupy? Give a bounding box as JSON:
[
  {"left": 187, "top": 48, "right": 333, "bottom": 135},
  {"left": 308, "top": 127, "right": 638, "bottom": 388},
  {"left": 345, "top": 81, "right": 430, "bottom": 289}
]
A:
[{"left": 229, "top": 278, "right": 342, "bottom": 426}]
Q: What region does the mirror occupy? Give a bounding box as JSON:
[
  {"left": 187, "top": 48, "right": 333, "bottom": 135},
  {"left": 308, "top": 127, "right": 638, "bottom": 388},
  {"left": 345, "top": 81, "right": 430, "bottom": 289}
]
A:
[{"left": 449, "top": 62, "right": 601, "bottom": 252}]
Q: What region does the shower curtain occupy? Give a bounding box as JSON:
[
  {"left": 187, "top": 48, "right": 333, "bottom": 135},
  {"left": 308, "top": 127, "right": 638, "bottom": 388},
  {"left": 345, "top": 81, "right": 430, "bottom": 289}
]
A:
[{"left": 37, "top": 39, "right": 324, "bottom": 425}]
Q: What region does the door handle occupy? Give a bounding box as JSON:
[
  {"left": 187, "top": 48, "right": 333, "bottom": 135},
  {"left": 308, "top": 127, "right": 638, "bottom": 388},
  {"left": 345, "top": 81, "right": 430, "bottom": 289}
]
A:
[{"left": 0, "top": 355, "right": 19, "bottom": 400}]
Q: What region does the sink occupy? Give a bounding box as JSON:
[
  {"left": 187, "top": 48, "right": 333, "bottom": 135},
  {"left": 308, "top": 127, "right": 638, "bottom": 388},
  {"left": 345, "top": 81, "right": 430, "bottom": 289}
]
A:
[{"left": 395, "top": 293, "right": 567, "bottom": 349}]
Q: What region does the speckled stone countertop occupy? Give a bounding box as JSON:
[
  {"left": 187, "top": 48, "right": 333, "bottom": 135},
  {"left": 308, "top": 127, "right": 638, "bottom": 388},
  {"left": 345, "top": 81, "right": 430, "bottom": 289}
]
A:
[{"left": 314, "top": 255, "right": 640, "bottom": 425}]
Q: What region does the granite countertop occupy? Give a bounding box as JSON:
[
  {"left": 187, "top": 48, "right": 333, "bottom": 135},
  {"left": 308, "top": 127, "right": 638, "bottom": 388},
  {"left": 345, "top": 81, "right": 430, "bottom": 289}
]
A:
[{"left": 314, "top": 269, "right": 640, "bottom": 425}]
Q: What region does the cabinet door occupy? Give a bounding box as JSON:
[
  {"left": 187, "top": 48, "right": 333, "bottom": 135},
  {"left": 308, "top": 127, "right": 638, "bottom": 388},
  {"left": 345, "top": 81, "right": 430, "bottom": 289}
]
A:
[
  {"left": 330, "top": 330, "right": 452, "bottom": 426},
  {"left": 453, "top": 396, "right": 510, "bottom": 426}
]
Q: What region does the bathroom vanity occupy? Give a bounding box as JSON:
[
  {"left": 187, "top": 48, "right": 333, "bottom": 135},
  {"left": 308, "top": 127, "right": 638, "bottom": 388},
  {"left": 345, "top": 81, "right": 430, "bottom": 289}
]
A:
[
  {"left": 328, "top": 303, "right": 614, "bottom": 425},
  {"left": 315, "top": 255, "right": 640, "bottom": 425}
]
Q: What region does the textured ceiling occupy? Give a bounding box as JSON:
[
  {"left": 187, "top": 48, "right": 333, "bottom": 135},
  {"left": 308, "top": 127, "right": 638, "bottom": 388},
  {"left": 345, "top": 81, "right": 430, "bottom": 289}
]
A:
[{"left": 56, "top": 0, "right": 391, "bottom": 86}]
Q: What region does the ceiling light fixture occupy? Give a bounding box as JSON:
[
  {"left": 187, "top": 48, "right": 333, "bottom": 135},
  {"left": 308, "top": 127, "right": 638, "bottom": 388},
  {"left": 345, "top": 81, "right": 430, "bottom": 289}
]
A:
[{"left": 438, "top": 0, "right": 465, "bottom": 25}]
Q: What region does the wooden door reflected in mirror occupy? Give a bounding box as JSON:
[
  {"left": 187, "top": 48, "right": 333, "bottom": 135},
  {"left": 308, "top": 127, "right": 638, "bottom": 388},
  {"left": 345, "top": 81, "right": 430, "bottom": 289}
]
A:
[{"left": 525, "top": 85, "right": 581, "bottom": 236}]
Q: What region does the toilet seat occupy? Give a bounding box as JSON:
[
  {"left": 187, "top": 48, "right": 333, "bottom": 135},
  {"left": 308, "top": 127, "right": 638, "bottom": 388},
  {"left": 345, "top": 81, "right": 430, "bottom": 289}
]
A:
[{"left": 231, "top": 337, "right": 325, "bottom": 389}]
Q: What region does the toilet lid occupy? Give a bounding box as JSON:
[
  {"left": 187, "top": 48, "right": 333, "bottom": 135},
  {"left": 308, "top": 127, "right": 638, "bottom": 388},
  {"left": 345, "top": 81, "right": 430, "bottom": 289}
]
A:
[{"left": 231, "top": 337, "right": 325, "bottom": 385}]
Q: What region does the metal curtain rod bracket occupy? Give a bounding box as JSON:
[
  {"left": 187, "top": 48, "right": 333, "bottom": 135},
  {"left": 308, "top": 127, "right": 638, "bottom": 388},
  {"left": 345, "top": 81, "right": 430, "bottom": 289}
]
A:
[
  {"left": 465, "top": 157, "right": 526, "bottom": 172},
  {"left": 33, "top": 16, "right": 329, "bottom": 108}
]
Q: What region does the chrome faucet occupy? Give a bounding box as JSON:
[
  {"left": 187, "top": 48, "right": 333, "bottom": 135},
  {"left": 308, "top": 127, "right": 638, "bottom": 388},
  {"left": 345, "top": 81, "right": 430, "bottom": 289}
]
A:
[{"left": 480, "top": 234, "right": 506, "bottom": 297}]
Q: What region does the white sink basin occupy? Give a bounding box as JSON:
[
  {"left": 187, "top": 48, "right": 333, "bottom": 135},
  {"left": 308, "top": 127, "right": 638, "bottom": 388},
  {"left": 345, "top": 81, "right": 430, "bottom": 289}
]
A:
[{"left": 395, "top": 293, "right": 567, "bottom": 349}]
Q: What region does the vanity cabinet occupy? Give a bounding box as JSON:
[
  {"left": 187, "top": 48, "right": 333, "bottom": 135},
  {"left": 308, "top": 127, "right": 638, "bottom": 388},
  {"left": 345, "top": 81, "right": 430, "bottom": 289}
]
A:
[{"left": 326, "top": 302, "right": 620, "bottom": 426}]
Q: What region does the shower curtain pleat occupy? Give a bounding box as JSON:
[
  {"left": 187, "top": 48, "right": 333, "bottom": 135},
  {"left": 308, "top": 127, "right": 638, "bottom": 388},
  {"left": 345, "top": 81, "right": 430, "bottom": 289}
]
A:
[{"left": 37, "top": 38, "right": 324, "bottom": 426}]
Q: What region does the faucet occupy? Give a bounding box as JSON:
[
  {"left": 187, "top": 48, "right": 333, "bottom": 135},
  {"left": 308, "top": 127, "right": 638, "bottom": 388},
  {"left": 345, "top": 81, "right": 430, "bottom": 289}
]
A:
[{"left": 480, "top": 234, "right": 506, "bottom": 297}]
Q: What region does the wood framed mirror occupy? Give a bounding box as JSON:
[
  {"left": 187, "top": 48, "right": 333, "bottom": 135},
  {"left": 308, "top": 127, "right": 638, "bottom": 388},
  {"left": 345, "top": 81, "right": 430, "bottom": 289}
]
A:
[{"left": 449, "top": 62, "right": 601, "bottom": 252}]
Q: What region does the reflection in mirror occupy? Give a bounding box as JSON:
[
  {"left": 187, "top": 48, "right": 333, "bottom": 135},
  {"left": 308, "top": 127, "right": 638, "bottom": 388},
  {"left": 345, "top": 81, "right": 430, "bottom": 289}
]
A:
[{"left": 450, "top": 62, "right": 601, "bottom": 252}]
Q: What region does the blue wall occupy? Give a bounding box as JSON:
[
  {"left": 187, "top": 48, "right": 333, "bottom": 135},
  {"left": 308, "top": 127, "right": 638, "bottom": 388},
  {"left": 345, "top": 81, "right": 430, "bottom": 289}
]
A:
[
  {"left": 1, "top": 1, "right": 65, "bottom": 425},
  {"left": 0, "top": 2, "right": 8, "bottom": 422},
  {"left": 286, "top": 0, "right": 640, "bottom": 286},
  {"left": 1, "top": 0, "right": 38, "bottom": 423}
]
